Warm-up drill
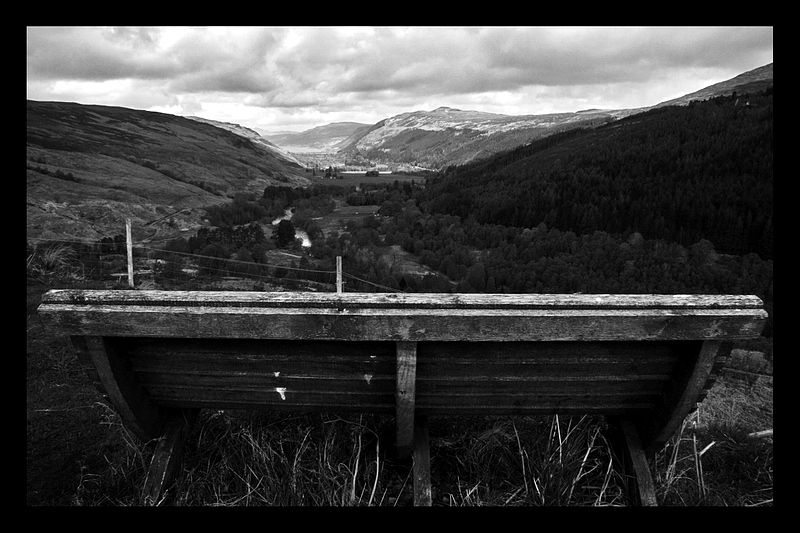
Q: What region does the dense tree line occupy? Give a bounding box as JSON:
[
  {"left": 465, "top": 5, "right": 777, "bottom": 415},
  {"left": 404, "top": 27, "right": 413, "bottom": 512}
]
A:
[
  {"left": 369, "top": 200, "right": 773, "bottom": 336},
  {"left": 423, "top": 88, "right": 773, "bottom": 259}
]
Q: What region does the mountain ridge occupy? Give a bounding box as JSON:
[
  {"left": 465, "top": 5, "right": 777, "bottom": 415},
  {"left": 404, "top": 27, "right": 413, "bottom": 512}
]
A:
[
  {"left": 655, "top": 63, "right": 773, "bottom": 108},
  {"left": 263, "top": 122, "right": 372, "bottom": 153},
  {"left": 268, "top": 63, "right": 773, "bottom": 169},
  {"left": 186, "top": 115, "right": 305, "bottom": 166}
]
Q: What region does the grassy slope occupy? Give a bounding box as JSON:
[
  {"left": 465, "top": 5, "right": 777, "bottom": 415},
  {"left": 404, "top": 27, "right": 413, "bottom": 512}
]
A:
[{"left": 26, "top": 100, "right": 311, "bottom": 243}]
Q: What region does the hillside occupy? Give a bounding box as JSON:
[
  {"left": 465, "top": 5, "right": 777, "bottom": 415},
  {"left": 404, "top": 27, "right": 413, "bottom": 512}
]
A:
[
  {"left": 27, "top": 100, "right": 310, "bottom": 243},
  {"left": 655, "top": 63, "right": 773, "bottom": 108},
  {"left": 266, "top": 63, "right": 773, "bottom": 171},
  {"left": 337, "top": 106, "right": 636, "bottom": 169},
  {"left": 263, "top": 122, "right": 372, "bottom": 153},
  {"left": 186, "top": 116, "right": 305, "bottom": 167},
  {"left": 421, "top": 85, "right": 774, "bottom": 259},
  {"left": 26, "top": 63, "right": 773, "bottom": 244}
]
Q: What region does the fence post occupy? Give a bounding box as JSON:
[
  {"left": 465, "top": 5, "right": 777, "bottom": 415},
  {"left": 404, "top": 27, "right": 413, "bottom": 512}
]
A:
[
  {"left": 336, "top": 256, "right": 343, "bottom": 294},
  {"left": 126, "top": 219, "right": 134, "bottom": 288}
]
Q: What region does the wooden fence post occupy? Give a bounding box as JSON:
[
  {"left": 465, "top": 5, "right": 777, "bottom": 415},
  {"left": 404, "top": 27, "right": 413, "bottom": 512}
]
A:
[
  {"left": 336, "top": 256, "right": 343, "bottom": 294},
  {"left": 126, "top": 219, "right": 134, "bottom": 288}
]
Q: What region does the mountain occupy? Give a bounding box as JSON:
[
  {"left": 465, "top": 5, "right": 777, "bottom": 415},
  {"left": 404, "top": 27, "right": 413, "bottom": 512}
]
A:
[
  {"left": 655, "top": 63, "right": 773, "bottom": 108},
  {"left": 265, "top": 63, "right": 774, "bottom": 171},
  {"left": 338, "top": 106, "right": 637, "bottom": 169},
  {"left": 27, "top": 100, "right": 310, "bottom": 242},
  {"left": 263, "top": 122, "right": 372, "bottom": 153},
  {"left": 26, "top": 63, "right": 773, "bottom": 244},
  {"left": 186, "top": 116, "right": 305, "bottom": 167},
  {"left": 421, "top": 81, "right": 773, "bottom": 259}
]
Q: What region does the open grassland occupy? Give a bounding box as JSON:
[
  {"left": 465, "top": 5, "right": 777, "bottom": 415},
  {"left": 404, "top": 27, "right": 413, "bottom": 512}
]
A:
[{"left": 27, "top": 282, "right": 772, "bottom": 506}]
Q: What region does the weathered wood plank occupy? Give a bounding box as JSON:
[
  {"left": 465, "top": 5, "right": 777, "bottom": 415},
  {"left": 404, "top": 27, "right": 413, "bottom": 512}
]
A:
[
  {"left": 141, "top": 409, "right": 198, "bottom": 506},
  {"left": 137, "top": 372, "right": 395, "bottom": 390},
  {"left": 416, "top": 340, "right": 686, "bottom": 359},
  {"left": 639, "top": 340, "right": 732, "bottom": 456},
  {"left": 39, "top": 290, "right": 767, "bottom": 310},
  {"left": 607, "top": 416, "right": 658, "bottom": 506},
  {"left": 396, "top": 341, "right": 418, "bottom": 457},
  {"left": 38, "top": 291, "right": 768, "bottom": 342},
  {"left": 82, "top": 335, "right": 166, "bottom": 441},
  {"left": 39, "top": 309, "right": 766, "bottom": 342},
  {"left": 413, "top": 415, "right": 432, "bottom": 506},
  {"left": 150, "top": 389, "right": 396, "bottom": 407}
]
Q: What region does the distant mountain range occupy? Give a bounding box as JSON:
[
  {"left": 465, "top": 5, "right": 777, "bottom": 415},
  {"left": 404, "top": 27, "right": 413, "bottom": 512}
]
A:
[
  {"left": 340, "top": 106, "right": 636, "bottom": 169},
  {"left": 265, "top": 63, "right": 772, "bottom": 169},
  {"left": 263, "top": 122, "right": 373, "bottom": 153}
]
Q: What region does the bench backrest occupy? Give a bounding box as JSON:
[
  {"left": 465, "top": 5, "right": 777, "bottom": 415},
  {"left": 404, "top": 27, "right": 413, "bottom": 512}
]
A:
[{"left": 38, "top": 290, "right": 766, "bottom": 456}]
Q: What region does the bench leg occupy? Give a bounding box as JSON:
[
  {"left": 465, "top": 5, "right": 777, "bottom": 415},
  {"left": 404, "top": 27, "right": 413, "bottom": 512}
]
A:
[
  {"left": 607, "top": 416, "right": 658, "bottom": 506},
  {"left": 395, "top": 341, "right": 432, "bottom": 506},
  {"left": 412, "top": 415, "right": 432, "bottom": 506},
  {"left": 141, "top": 408, "right": 199, "bottom": 505},
  {"left": 396, "top": 341, "right": 418, "bottom": 457}
]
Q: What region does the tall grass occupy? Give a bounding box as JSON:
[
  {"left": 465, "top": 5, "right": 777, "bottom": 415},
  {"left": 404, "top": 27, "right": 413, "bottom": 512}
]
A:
[
  {"left": 430, "top": 415, "right": 626, "bottom": 506},
  {"left": 654, "top": 377, "right": 773, "bottom": 506},
  {"left": 27, "top": 243, "right": 78, "bottom": 281},
  {"left": 73, "top": 410, "right": 632, "bottom": 506},
  {"left": 71, "top": 375, "right": 771, "bottom": 506}
]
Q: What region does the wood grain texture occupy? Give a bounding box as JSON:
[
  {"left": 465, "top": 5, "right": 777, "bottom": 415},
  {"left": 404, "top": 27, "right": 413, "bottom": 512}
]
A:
[
  {"left": 608, "top": 416, "right": 659, "bottom": 506},
  {"left": 38, "top": 290, "right": 768, "bottom": 310},
  {"left": 639, "top": 340, "right": 733, "bottom": 456},
  {"left": 141, "top": 409, "right": 198, "bottom": 506},
  {"left": 80, "top": 335, "right": 166, "bottom": 441},
  {"left": 396, "top": 341, "right": 418, "bottom": 456},
  {"left": 39, "top": 290, "right": 768, "bottom": 342},
  {"left": 412, "top": 415, "right": 432, "bottom": 506}
]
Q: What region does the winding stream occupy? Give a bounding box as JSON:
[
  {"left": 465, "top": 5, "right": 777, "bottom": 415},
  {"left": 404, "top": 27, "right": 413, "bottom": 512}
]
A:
[{"left": 272, "top": 208, "right": 311, "bottom": 247}]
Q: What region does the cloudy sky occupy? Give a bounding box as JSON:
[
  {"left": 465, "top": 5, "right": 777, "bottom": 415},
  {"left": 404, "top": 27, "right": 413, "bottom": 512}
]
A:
[{"left": 27, "top": 26, "right": 773, "bottom": 134}]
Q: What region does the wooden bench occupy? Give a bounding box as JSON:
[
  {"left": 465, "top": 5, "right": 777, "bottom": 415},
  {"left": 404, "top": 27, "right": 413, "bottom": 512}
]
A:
[{"left": 37, "top": 290, "right": 767, "bottom": 506}]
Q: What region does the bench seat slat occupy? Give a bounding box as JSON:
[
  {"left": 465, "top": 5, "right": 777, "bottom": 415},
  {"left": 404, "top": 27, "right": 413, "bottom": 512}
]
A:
[
  {"left": 39, "top": 291, "right": 767, "bottom": 342},
  {"left": 46, "top": 310, "right": 764, "bottom": 341},
  {"left": 143, "top": 391, "right": 657, "bottom": 416},
  {"left": 39, "top": 290, "right": 767, "bottom": 310}
]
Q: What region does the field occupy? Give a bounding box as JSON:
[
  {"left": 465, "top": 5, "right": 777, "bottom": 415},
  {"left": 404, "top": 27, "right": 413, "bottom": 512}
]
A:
[
  {"left": 26, "top": 280, "right": 772, "bottom": 506},
  {"left": 313, "top": 202, "right": 379, "bottom": 235}
]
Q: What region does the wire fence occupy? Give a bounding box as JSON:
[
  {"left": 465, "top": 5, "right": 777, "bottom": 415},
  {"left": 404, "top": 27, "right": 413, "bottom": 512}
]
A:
[{"left": 26, "top": 235, "right": 407, "bottom": 294}]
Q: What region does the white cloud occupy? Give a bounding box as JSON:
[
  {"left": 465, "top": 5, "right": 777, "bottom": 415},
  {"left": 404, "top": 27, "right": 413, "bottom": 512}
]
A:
[{"left": 27, "top": 26, "right": 773, "bottom": 132}]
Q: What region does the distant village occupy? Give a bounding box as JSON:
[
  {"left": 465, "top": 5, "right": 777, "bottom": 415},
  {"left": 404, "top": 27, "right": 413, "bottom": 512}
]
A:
[{"left": 305, "top": 163, "right": 426, "bottom": 179}]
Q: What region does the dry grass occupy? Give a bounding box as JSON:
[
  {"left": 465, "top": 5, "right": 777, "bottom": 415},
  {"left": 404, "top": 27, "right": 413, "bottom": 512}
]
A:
[
  {"left": 69, "top": 411, "right": 632, "bottom": 506},
  {"left": 64, "top": 368, "right": 772, "bottom": 507},
  {"left": 653, "top": 367, "right": 773, "bottom": 506},
  {"left": 27, "top": 244, "right": 77, "bottom": 280}
]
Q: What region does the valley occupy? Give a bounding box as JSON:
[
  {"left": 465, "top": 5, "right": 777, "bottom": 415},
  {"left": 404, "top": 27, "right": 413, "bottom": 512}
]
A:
[
  {"left": 25, "top": 64, "right": 774, "bottom": 302},
  {"left": 26, "top": 61, "right": 773, "bottom": 508}
]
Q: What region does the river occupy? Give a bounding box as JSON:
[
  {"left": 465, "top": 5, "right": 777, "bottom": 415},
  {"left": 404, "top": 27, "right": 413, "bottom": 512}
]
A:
[{"left": 272, "top": 209, "right": 311, "bottom": 247}]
